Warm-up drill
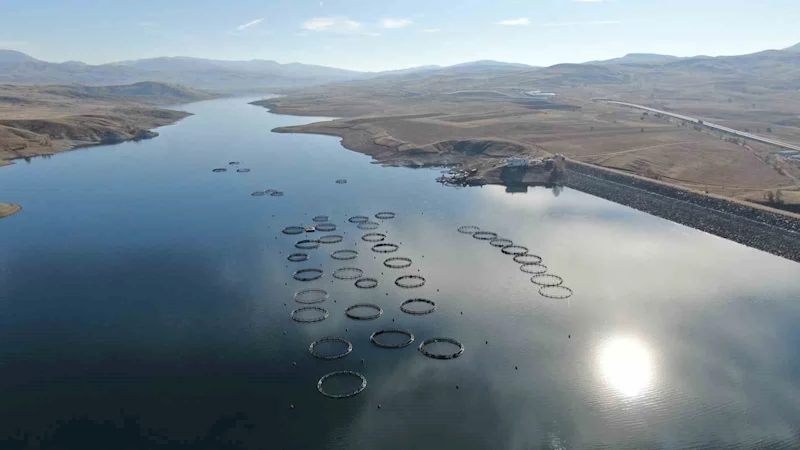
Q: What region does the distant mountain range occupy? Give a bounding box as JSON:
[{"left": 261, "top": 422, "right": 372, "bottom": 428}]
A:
[{"left": 0, "top": 43, "right": 798, "bottom": 91}]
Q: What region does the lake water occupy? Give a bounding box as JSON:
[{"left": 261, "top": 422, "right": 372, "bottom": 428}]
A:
[{"left": 2, "top": 97, "right": 800, "bottom": 449}]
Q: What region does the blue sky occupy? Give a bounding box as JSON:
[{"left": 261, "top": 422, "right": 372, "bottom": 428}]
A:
[{"left": 1, "top": 0, "right": 798, "bottom": 70}]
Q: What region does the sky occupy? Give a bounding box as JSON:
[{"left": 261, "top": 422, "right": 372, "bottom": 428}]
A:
[{"left": 1, "top": 0, "right": 799, "bottom": 71}]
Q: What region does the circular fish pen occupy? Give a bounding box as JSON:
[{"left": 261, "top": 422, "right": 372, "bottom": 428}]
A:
[
  {"left": 287, "top": 253, "right": 309, "bottom": 262},
  {"left": 395, "top": 275, "right": 426, "bottom": 289},
  {"left": 375, "top": 212, "right": 396, "bottom": 220},
  {"left": 293, "top": 268, "right": 324, "bottom": 281},
  {"left": 501, "top": 245, "right": 528, "bottom": 256},
  {"left": 335, "top": 179, "right": 347, "bottom": 184},
  {"left": 293, "top": 288, "right": 329, "bottom": 304},
  {"left": 264, "top": 189, "right": 278, "bottom": 195},
  {"left": 290, "top": 306, "right": 329, "bottom": 323},
  {"left": 282, "top": 226, "right": 304, "bottom": 235},
  {"left": 228, "top": 161, "right": 241, "bottom": 165},
  {"left": 332, "top": 267, "right": 363, "bottom": 280},
  {"left": 315, "top": 223, "right": 337, "bottom": 232},
  {"left": 383, "top": 257, "right": 412, "bottom": 269},
  {"left": 313, "top": 215, "right": 329, "bottom": 222},
  {"left": 270, "top": 191, "right": 284, "bottom": 197},
  {"left": 295, "top": 240, "right": 320, "bottom": 249},
  {"left": 236, "top": 168, "right": 250, "bottom": 173},
  {"left": 538, "top": 285, "right": 573, "bottom": 299},
  {"left": 331, "top": 250, "right": 358, "bottom": 261},
  {"left": 520, "top": 263, "right": 548, "bottom": 274},
  {"left": 250, "top": 191, "right": 266, "bottom": 196},
  {"left": 212, "top": 168, "right": 227, "bottom": 173},
  {"left": 490, "top": 238, "right": 513, "bottom": 248},
  {"left": 530, "top": 273, "right": 563, "bottom": 287},
  {"left": 370, "top": 329, "right": 415, "bottom": 349},
  {"left": 309, "top": 337, "right": 353, "bottom": 360},
  {"left": 361, "top": 233, "right": 386, "bottom": 242},
  {"left": 357, "top": 221, "right": 380, "bottom": 230},
  {"left": 458, "top": 225, "right": 481, "bottom": 235},
  {"left": 514, "top": 254, "right": 542, "bottom": 265},
  {"left": 400, "top": 298, "right": 436, "bottom": 315},
  {"left": 317, "top": 371, "right": 366, "bottom": 399},
  {"left": 354, "top": 277, "right": 378, "bottom": 289},
  {"left": 348, "top": 216, "right": 369, "bottom": 224},
  {"left": 473, "top": 231, "right": 498, "bottom": 241},
  {"left": 344, "top": 303, "right": 383, "bottom": 320},
  {"left": 318, "top": 235, "right": 344, "bottom": 244},
  {"left": 372, "top": 243, "right": 399, "bottom": 254},
  {"left": 418, "top": 338, "right": 464, "bottom": 360}
]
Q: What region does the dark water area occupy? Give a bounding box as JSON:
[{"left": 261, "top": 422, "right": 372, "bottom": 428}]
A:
[{"left": 2, "top": 97, "right": 800, "bottom": 449}]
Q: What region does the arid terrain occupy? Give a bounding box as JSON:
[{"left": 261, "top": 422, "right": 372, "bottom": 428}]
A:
[
  {"left": 253, "top": 44, "right": 800, "bottom": 214},
  {"left": 0, "top": 82, "right": 218, "bottom": 167}
]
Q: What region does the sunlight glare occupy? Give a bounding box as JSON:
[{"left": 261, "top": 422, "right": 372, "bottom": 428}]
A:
[{"left": 598, "top": 335, "right": 654, "bottom": 397}]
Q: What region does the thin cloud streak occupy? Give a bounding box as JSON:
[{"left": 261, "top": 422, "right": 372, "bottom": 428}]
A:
[
  {"left": 382, "top": 18, "right": 413, "bottom": 29},
  {"left": 543, "top": 20, "right": 622, "bottom": 26},
  {"left": 237, "top": 18, "right": 264, "bottom": 31},
  {"left": 496, "top": 18, "right": 530, "bottom": 26},
  {"left": 421, "top": 28, "right": 441, "bottom": 33}
]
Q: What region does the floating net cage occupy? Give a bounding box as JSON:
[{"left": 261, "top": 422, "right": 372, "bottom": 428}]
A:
[
  {"left": 293, "top": 268, "right": 324, "bottom": 281},
  {"left": 290, "top": 306, "right": 329, "bottom": 323},
  {"left": 501, "top": 245, "right": 528, "bottom": 256},
  {"left": 355, "top": 277, "right": 379, "bottom": 289},
  {"left": 287, "top": 252, "right": 309, "bottom": 262},
  {"left": 265, "top": 189, "right": 279, "bottom": 195},
  {"left": 399, "top": 298, "right": 436, "bottom": 315},
  {"left": 418, "top": 338, "right": 464, "bottom": 360},
  {"left": 313, "top": 215, "right": 329, "bottom": 222},
  {"left": 514, "top": 254, "right": 542, "bottom": 265},
  {"left": 361, "top": 233, "right": 386, "bottom": 242},
  {"left": 457, "top": 225, "right": 480, "bottom": 235},
  {"left": 473, "top": 231, "right": 498, "bottom": 241},
  {"left": 228, "top": 161, "right": 241, "bottom": 165},
  {"left": 309, "top": 337, "right": 353, "bottom": 360},
  {"left": 530, "top": 273, "right": 563, "bottom": 287},
  {"left": 375, "top": 212, "right": 396, "bottom": 220},
  {"left": 520, "top": 263, "right": 548, "bottom": 274},
  {"left": 317, "top": 371, "right": 366, "bottom": 399},
  {"left": 293, "top": 288, "right": 329, "bottom": 304},
  {"left": 370, "top": 329, "right": 415, "bottom": 349},
  {"left": 538, "top": 285, "right": 573, "bottom": 299},
  {"left": 315, "top": 223, "right": 337, "bottom": 232},
  {"left": 331, "top": 249, "right": 358, "bottom": 261},
  {"left": 344, "top": 303, "right": 383, "bottom": 320},
  {"left": 348, "top": 216, "right": 369, "bottom": 224},
  {"left": 372, "top": 243, "right": 399, "bottom": 254},
  {"left": 295, "top": 239, "right": 321, "bottom": 250},
  {"left": 395, "top": 275, "right": 426, "bottom": 289},
  {"left": 282, "top": 226, "right": 304, "bottom": 235},
  {"left": 490, "top": 238, "right": 513, "bottom": 248},
  {"left": 236, "top": 168, "right": 250, "bottom": 173},
  {"left": 332, "top": 267, "right": 363, "bottom": 280},
  {"left": 250, "top": 191, "right": 266, "bottom": 196},
  {"left": 383, "top": 257, "right": 412, "bottom": 269},
  {"left": 357, "top": 221, "right": 380, "bottom": 230},
  {"left": 335, "top": 179, "right": 348, "bottom": 184},
  {"left": 270, "top": 191, "right": 284, "bottom": 197},
  {"left": 318, "top": 235, "right": 344, "bottom": 244},
  {"left": 212, "top": 168, "right": 227, "bottom": 173}
]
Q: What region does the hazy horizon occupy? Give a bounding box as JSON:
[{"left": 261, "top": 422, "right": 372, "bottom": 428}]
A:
[{"left": 2, "top": 0, "right": 798, "bottom": 71}]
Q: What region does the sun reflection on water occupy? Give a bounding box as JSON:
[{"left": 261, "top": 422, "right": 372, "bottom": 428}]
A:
[{"left": 598, "top": 335, "right": 655, "bottom": 397}]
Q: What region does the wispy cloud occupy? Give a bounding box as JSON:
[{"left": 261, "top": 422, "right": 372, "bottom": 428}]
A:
[
  {"left": 544, "top": 20, "right": 622, "bottom": 26},
  {"left": 496, "top": 18, "right": 530, "bottom": 26},
  {"left": 421, "top": 28, "right": 441, "bottom": 33},
  {"left": 302, "top": 17, "right": 379, "bottom": 35},
  {"left": 237, "top": 18, "right": 264, "bottom": 31},
  {"left": 381, "top": 18, "right": 413, "bottom": 29},
  {"left": 574, "top": 0, "right": 609, "bottom": 2}
]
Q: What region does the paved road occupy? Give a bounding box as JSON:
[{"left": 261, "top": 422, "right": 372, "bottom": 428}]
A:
[{"left": 597, "top": 100, "right": 800, "bottom": 153}]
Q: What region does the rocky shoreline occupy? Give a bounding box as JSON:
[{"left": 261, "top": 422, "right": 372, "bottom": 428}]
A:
[{"left": 563, "top": 162, "right": 800, "bottom": 262}]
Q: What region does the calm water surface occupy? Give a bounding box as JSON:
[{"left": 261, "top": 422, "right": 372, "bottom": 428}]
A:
[{"left": 2, "top": 97, "right": 800, "bottom": 449}]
